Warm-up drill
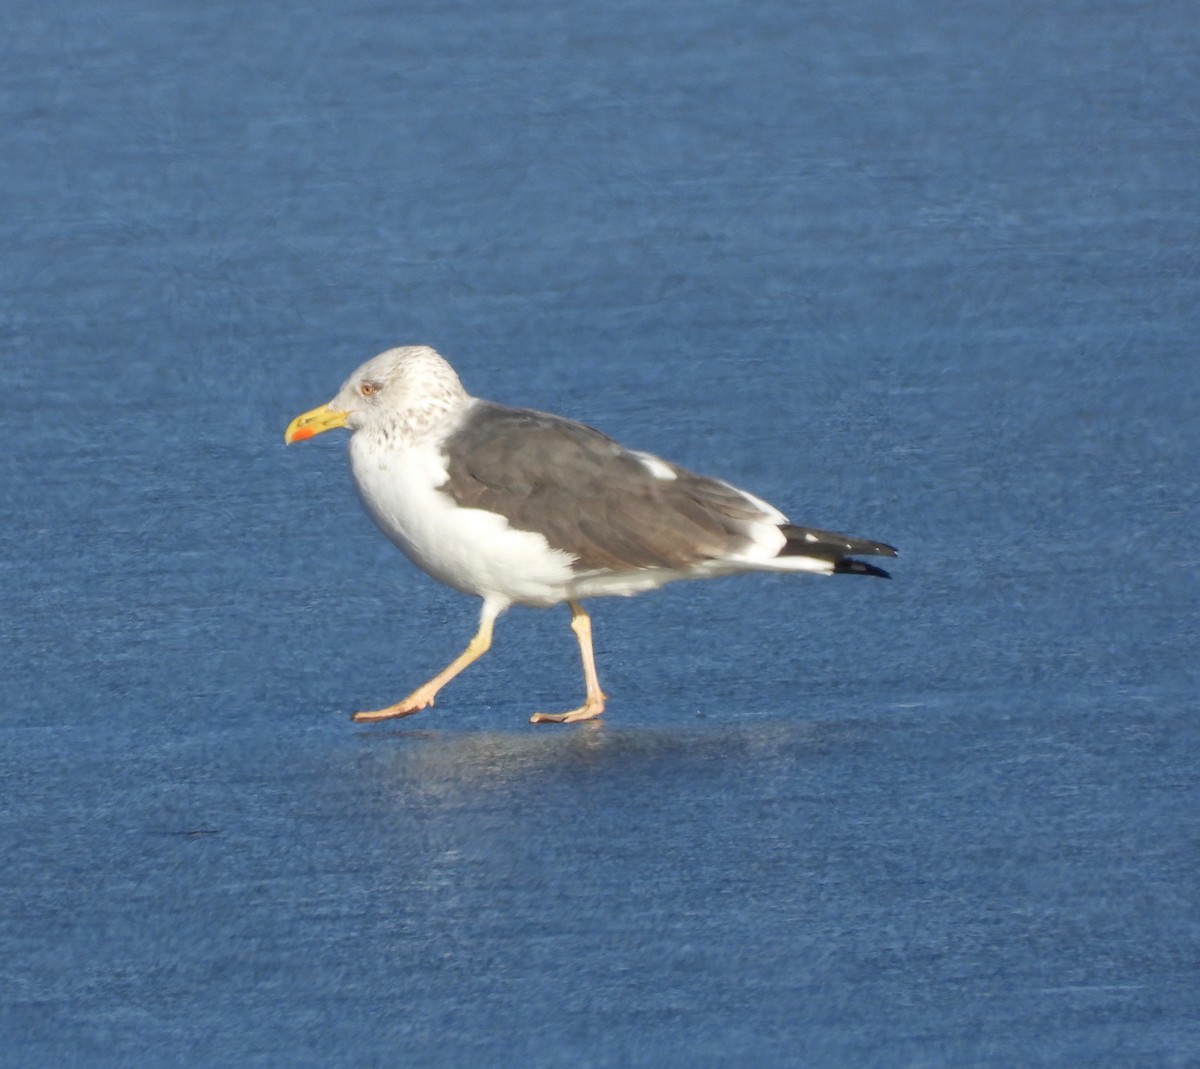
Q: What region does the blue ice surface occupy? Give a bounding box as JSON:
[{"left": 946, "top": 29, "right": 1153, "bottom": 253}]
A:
[{"left": 2, "top": 1, "right": 1198, "bottom": 1066}]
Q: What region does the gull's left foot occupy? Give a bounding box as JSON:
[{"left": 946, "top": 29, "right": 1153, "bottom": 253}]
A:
[{"left": 351, "top": 690, "right": 437, "bottom": 722}]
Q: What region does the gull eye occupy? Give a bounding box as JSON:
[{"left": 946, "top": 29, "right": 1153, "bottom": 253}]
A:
[{"left": 359, "top": 381, "right": 379, "bottom": 398}]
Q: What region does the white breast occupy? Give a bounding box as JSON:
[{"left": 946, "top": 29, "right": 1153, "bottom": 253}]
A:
[{"left": 348, "top": 433, "right": 577, "bottom": 607}]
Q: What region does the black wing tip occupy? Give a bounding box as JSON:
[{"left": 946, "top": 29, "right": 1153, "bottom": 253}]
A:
[
  {"left": 780, "top": 525, "right": 898, "bottom": 559},
  {"left": 846, "top": 538, "right": 897, "bottom": 559},
  {"left": 833, "top": 558, "right": 893, "bottom": 579}
]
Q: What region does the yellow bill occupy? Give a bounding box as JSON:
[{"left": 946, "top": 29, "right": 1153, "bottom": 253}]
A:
[{"left": 284, "top": 405, "right": 349, "bottom": 444}]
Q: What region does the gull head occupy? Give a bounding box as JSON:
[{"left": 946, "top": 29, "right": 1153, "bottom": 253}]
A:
[{"left": 285, "top": 345, "right": 470, "bottom": 445}]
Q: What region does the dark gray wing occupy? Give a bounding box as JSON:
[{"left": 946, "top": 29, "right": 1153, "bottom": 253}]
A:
[{"left": 439, "top": 402, "right": 767, "bottom": 572}]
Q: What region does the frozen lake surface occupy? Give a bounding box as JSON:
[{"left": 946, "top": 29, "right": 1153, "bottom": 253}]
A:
[{"left": 2, "top": 2, "right": 1197, "bottom": 1066}]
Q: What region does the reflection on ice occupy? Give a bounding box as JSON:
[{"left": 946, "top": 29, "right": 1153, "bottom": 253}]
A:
[{"left": 348, "top": 716, "right": 860, "bottom": 812}]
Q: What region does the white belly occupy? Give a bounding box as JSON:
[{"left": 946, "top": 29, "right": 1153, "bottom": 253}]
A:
[{"left": 348, "top": 436, "right": 577, "bottom": 607}]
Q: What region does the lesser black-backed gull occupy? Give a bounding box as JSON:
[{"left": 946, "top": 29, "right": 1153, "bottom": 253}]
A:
[{"left": 284, "top": 345, "right": 896, "bottom": 724}]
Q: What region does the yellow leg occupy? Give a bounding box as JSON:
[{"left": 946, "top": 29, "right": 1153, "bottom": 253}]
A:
[
  {"left": 530, "top": 600, "right": 608, "bottom": 725},
  {"left": 352, "top": 604, "right": 497, "bottom": 723}
]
